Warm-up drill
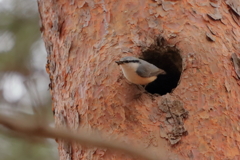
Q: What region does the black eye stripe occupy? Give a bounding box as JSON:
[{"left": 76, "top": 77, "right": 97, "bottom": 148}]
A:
[{"left": 121, "top": 60, "right": 139, "bottom": 64}]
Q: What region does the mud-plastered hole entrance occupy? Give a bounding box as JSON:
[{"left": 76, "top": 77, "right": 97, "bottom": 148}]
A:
[{"left": 140, "top": 39, "right": 182, "bottom": 95}]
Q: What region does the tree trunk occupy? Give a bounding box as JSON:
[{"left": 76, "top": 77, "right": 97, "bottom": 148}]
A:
[{"left": 38, "top": 0, "right": 240, "bottom": 159}]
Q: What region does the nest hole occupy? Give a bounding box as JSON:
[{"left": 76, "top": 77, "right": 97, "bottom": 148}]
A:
[{"left": 140, "top": 45, "right": 182, "bottom": 95}]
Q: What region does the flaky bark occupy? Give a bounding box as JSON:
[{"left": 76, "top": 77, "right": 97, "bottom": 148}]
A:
[{"left": 38, "top": 0, "right": 240, "bottom": 159}]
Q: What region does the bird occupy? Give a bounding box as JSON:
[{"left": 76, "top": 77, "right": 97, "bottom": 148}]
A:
[{"left": 115, "top": 56, "right": 166, "bottom": 85}]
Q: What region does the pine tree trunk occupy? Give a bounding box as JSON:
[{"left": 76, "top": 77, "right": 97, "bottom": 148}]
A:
[{"left": 38, "top": 0, "right": 240, "bottom": 159}]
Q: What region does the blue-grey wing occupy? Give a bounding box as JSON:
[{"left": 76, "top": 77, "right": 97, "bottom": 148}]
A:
[{"left": 136, "top": 60, "right": 166, "bottom": 78}]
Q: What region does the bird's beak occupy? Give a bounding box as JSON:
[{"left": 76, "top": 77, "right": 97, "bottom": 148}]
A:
[{"left": 115, "top": 61, "right": 122, "bottom": 65}]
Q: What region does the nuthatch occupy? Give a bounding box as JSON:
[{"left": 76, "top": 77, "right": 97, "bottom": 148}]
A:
[{"left": 115, "top": 56, "right": 166, "bottom": 85}]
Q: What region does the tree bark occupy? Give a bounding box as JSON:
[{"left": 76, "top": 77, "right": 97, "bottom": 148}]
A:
[{"left": 38, "top": 0, "right": 240, "bottom": 159}]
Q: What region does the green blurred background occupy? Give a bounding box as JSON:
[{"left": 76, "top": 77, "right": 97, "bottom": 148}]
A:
[{"left": 0, "top": 0, "right": 58, "bottom": 159}]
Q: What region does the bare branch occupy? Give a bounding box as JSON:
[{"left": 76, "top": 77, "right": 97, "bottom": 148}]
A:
[{"left": 0, "top": 113, "right": 166, "bottom": 160}]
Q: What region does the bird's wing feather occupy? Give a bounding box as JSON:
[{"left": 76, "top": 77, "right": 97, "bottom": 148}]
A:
[{"left": 136, "top": 60, "right": 166, "bottom": 78}]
